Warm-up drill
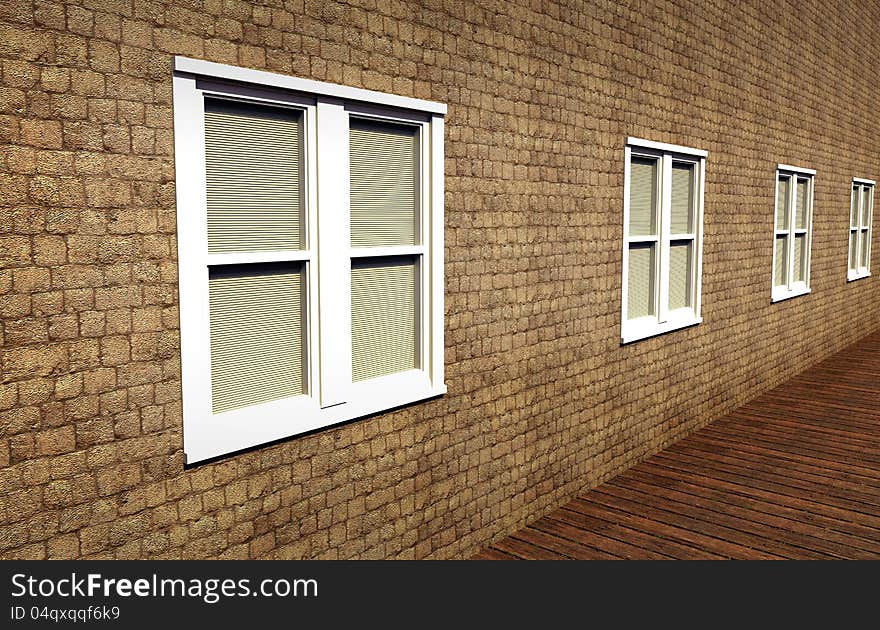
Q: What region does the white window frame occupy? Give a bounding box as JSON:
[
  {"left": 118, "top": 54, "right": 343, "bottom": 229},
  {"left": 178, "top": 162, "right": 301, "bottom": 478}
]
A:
[
  {"left": 621, "top": 137, "right": 706, "bottom": 344},
  {"left": 771, "top": 164, "right": 815, "bottom": 302},
  {"left": 172, "top": 57, "right": 446, "bottom": 463},
  {"left": 848, "top": 177, "right": 874, "bottom": 282}
]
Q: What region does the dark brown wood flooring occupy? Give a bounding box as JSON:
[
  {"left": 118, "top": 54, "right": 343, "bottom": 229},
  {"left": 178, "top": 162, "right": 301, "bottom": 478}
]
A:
[{"left": 473, "top": 331, "right": 880, "bottom": 559}]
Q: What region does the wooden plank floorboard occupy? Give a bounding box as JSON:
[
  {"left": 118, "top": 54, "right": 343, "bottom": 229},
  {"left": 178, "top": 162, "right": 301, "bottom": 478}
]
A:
[{"left": 472, "top": 331, "right": 880, "bottom": 560}]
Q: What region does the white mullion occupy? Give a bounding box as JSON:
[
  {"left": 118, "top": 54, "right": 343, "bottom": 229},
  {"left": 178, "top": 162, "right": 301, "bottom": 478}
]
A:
[
  {"left": 621, "top": 145, "right": 632, "bottom": 325},
  {"left": 786, "top": 172, "right": 796, "bottom": 289},
  {"left": 657, "top": 153, "right": 672, "bottom": 323},
  {"left": 314, "top": 97, "right": 351, "bottom": 408},
  {"left": 805, "top": 175, "right": 814, "bottom": 287},
  {"left": 429, "top": 114, "right": 444, "bottom": 387},
  {"left": 693, "top": 156, "right": 705, "bottom": 318}
]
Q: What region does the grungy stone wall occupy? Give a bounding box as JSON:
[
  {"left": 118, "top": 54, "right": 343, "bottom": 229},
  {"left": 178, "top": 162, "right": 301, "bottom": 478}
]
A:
[{"left": 1, "top": 0, "right": 879, "bottom": 559}]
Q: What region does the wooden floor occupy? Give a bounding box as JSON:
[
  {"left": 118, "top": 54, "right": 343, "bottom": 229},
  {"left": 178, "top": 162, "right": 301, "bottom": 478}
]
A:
[{"left": 473, "top": 331, "right": 880, "bottom": 559}]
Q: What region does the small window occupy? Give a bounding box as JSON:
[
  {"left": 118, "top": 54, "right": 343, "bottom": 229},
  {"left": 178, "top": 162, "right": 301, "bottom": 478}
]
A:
[
  {"left": 173, "top": 57, "right": 446, "bottom": 463},
  {"left": 771, "top": 165, "right": 814, "bottom": 302},
  {"left": 622, "top": 138, "right": 706, "bottom": 343},
  {"left": 848, "top": 178, "right": 873, "bottom": 281}
]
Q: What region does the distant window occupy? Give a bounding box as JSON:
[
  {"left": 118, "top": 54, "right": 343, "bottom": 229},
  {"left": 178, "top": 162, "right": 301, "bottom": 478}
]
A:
[
  {"left": 772, "top": 165, "right": 814, "bottom": 302},
  {"left": 848, "top": 179, "right": 873, "bottom": 281},
  {"left": 621, "top": 138, "right": 706, "bottom": 343}
]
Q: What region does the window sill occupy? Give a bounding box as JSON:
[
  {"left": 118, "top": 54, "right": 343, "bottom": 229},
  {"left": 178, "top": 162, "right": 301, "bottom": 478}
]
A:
[
  {"left": 771, "top": 285, "right": 811, "bottom": 303},
  {"left": 847, "top": 270, "right": 871, "bottom": 282},
  {"left": 621, "top": 314, "right": 702, "bottom": 344},
  {"left": 184, "top": 370, "right": 446, "bottom": 464}
]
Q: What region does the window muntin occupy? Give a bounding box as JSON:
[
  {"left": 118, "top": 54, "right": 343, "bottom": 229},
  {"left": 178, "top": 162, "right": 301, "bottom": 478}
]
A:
[
  {"left": 848, "top": 179, "right": 873, "bottom": 281},
  {"left": 622, "top": 138, "right": 705, "bottom": 344},
  {"left": 173, "top": 58, "right": 446, "bottom": 463},
  {"left": 771, "top": 166, "right": 814, "bottom": 302}
]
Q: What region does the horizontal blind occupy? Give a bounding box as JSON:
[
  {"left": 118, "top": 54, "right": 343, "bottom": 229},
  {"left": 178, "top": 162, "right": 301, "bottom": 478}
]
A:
[
  {"left": 670, "top": 163, "right": 693, "bottom": 234},
  {"left": 850, "top": 232, "right": 859, "bottom": 270},
  {"left": 627, "top": 243, "right": 655, "bottom": 319},
  {"left": 776, "top": 176, "right": 790, "bottom": 230},
  {"left": 208, "top": 264, "right": 304, "bottom": 413},
  {"left": 350, "top": 120, "right": 417, "bottom": 247},
  {"left": 862, "top": 187, "right": 872, "bottom": 227},
  {"left": 204, "top": 99, "right": 303, "bottom": 253},
  {"left": 629, "top": 158, "right": 657, "bottom": 236},
  {"left": 668, "top": 241, "right": 692, "bottom": 310},
  {"left": 774, "top": 236, "right": 787, "bottom": 287},
  {"left": 795, "top": 179, "right": 808, "bottom": 229},
  {"left": 793, "top": 234, "right": 806, "bottom": 282},
  {"left": 860, "top": 231, "right": 869, "bottom": 267},
  {"left": 351, "top": 258, "right": 417, "bottom": 381}
]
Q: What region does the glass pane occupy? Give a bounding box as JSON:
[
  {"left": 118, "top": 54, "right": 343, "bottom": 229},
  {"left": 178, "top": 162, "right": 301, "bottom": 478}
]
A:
[
  {"left": 205, "top": 99, "right": 303, "bottom": 253},
  {"left": 776, "top": 176, "right": 790, "bottom": 230},
  {"left": 860, "top": 230, "right": 870, "bottom": 267},
  {"left": 668, "top": 240, "right": 692, "bottom": 310},
  {"left": 793, "top": 233, "right": 806, "bottom": 283},
  {"left": 774, "top": 235, "right": 788, "bottom": 287},
  {"left": 851, "top": 186, "right": 860, "bottom": 228},
  {"left": 850, "top": 232, "right": 859, "bottom": 270},
  {"left": 795, "top": 178, "right": 808, "bottom": 230},
  {"left": 670, "top": 163, "right": 694, "bottom": 234},
  {"left": 862, "top": 186, "right": 872, "bottom": 227},
  {"left": 350, "top": 120, "right": 418, "bottom": 247},
  {"left": 627, "top": 243, "right": 655, "bottom": 319},
  {"left": 351, "top": 257, "right": 417, "bottom": 381},
  {"left": 629, "top": 157, "right": 658, "bottom": 236},
  {"left": 209, "top": 264, "right": 304, "bottom": 413}
]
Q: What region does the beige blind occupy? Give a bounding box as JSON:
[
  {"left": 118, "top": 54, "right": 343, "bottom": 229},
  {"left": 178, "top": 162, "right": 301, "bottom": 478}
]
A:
[
  {"left": 668, "top": 241, "right": 691, "bottom": 310},
  {"left": 204, "top": 99, "right": 303, "bottom": 253},
  {"left": 860, "top": 231, "right": 869, "bottom": 267},
  {"left": 776, "top": 176, "right": 790, "bottom": 230},
  {"left": 629, "top": 158, "right": 657, "bottom": 236},
  {"left": 862, "top": 187, "right": 871, "bottom": 227},
  {"left": 850, "top": 232, "right": 859, "bottom": 269},
  {"left": 350, "top": 120, "right": 417, "bottom": 247},
  {"left": 795, "top": 179, "right": 808, "bottom": 229},
  {"left": 208, "top": 265, "right": 304, "bottom": 413},
  {"left": 351, "top": 258, "right": 416, "bottom": 381},
  {"left": 774, "top": 236, "right": 787, "bottom": 287},
  {"left": 670, "top": 163, "right": 693, "bottom": 234},
  {"left": 627, "top": 243, "right": 655, "bottom": 319},
  {"left": 793, "top": 234, "right": 806, "bottom": 282},
  {"left": 851, "top": 186, "right": 860, "bottom": 227}
]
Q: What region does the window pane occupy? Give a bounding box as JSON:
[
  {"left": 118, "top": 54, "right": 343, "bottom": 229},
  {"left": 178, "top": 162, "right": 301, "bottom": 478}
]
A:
[
  {"left": 850, "top": 232, "right": 859, "bottom": 270},
  {"left": 670, "top": 163, "right": 694, "bottom": 234},
  {"left": 795, "top": 178, "right": 808, "bottom": 230},
  {"left": 860, "top": 230, "right": 869, "bottom": 267},
  {"left": 627, "top": 243, "right": 655, "bottom": 319},
  {"left": 629, "top": 157, "right": 658, "bottom": 236},
  {"left": 776, "top": 176, "right": 790, "bottom": 230},
  {"left": 793, "top": 233, "right": 806, "bottom": 283},
  {"left": 851, "top": 186, "right": 860, "bottom": 228},
  {"left": 209, "top": 264, "right": 304, "bottom": 414},
  {"left": 774, "top": 235, "right": 788, "bottom": 287},
  {"left": 862, "top": 186, "right": 872, "bottom": 227},
  {"left": 204, "top": 100, "right": 303, "bottom": 253},
  {"left": 350, "top": 120, "right": 418, "bottom": 247},
  {"left": 668, "top": 240, "right": 692, "bottom": 310},
  {"left": 351, "top": 257, "right": 417, "bottom": 381}
]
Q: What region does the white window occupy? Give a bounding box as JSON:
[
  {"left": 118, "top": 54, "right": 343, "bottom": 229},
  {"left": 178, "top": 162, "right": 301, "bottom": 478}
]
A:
[
  {"left": 172, "top": 58, "right": 446, "bottom": 463},
  {"left": 771, "top": 165, "right": 814, "bottom": 302},
  {"left": 621, "top": 137, "right": 706, "bottom": 344},
  {"left": 848, "top": 178, "right": 873, "bottom": 281}
]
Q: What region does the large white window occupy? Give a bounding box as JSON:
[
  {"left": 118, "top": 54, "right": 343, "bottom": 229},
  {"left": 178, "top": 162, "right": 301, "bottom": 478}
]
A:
[
  {"left": 771, "top": 165, "right": 814, "bottom": 302},
  {"left": 173, "top": 58, "right": 446, "bottom": 463},
  {"left": 621, "top": 138, "right": 706, "bottom": 344},
  {"left": 848, "top": 178, "right": 873, "bottom": 281}
]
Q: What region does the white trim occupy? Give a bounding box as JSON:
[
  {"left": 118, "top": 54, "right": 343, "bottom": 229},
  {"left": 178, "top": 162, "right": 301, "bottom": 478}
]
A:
[
  {"left": 777, "top": 163, "right": 816, "bottom": 175},
  {"left": 853, "top": 177, "right": 876, "bottom": 186},
  {"left": 621, "top": 141, "right": 706, "bottom": 344},
  {"left": 771, "top": 284, "right": 811, "bottom": 303},
  {"left": 175, "top": 56, "right": 447, "bottom": 116},
  {"left": 626, "top": 136, "right": 708, "bottom": 158},
  {"left": 847, "top": 270, "right": 871, "bottom": 282},
  {"left": 173, "top": 64, "right": 446, "bottom": 464}
]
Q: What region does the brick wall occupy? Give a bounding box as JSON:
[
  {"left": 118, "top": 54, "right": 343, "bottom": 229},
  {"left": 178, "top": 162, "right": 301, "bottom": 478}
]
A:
[{"left": 1, "top": 0, "right": 879, "bottom": 559}]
